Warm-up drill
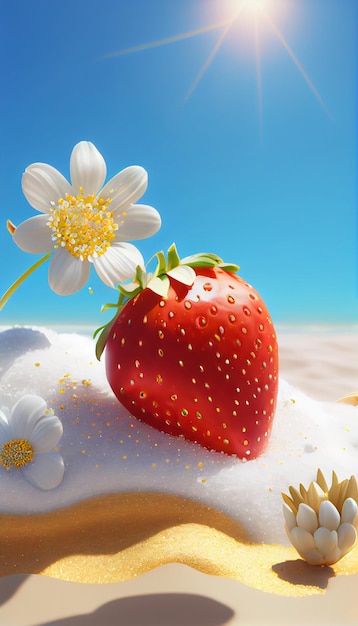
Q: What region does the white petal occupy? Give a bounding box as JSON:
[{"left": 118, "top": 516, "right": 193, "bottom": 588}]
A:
[
  {"left": 0, "top": 406, "right": 10, "bottom": 419},
  {"left": 301, "top": 548, "right": 325, "bottom": 566},
  {"left": 167, "top": 265, "right": 196, "bottom": 287},
  {"left": 0, "top": 410, "right": 10, "bottom": 445},
  {"left": 283, "top": 503, "right": 296, "bottom": 532},
  {"left": 22, "top": 452, "right": 64, "bottom": 490},
  {"left": 341, "top": 498, "right": 358, "bottom": 525},
  {"left": 70, "top": 141, "right": 106, "bottom": 196},
  {"left": 30, "top": 414, "right": 63, "bottom": 453},
  {"left": 337, "top": 523, "right": 357, "bottom": 555},
  {"left": 10, "top": 395, "right": 48, "bottom": 440},
  {"left": 323, "top": 547, "right": 342, "bottom": 566},
  {"left": 12, "top": 214, "right": 54, "bottom": 254},
  {"left": 289, "top": 526, "right": 316, "bottom": 555},
  {"left": 296, "top": 503, "right": 318, "bottom": 534},
  {"left": 288, "top": 527, "right": 326, "bottom": 564},
  {"left": 319, "top": 500, "right": 340, "bottom": 531},
  {"left": 22, "top": 164, "right": 72, "bottom": 213},
  {"left": 48, "top": 248, "right": 90, "bottom": 295},
  {"left": 101, "top": 166, "right": 148, "bottom": 211},
  {"left": 113, "top": 204, "right": 161, "bottom": 241},
  {"left": 92, "top": 242, "right": 144, "bottom": 287},
  {"left": 314, "top": 527, "right": 338, "bottom": 556}
]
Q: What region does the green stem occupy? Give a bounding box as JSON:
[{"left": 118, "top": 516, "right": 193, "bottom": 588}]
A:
[{"left": 0, "top": 253, "right": 52, "bottom": 311}]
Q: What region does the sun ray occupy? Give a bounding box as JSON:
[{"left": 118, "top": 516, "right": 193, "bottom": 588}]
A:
[
  {"left": 103, "top": 19, "right": 232, "bottom": 58},
  {"left": 184, "top": 4, "right": 248, "bottom": 102},
  {"left": 262, "top": 10, "right": 332, "bottom": 117},
  {"left": 105, "top": 2, "right": 332, "bottom": 127},
  {"left": 254, "top": 15, "right": 264, "bottom": 142},
  {"left": 184, "top": 19, "right": 236, "bottom": 102}
]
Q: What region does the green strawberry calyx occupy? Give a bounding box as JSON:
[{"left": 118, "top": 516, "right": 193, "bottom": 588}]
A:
[{"left": 94, "top": 243, "right": 239, "bottom": 360}]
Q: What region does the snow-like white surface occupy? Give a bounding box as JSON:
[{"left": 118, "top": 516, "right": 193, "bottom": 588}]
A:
[{"left": 0, "top": 326, "right": 357, "bottom": 544}]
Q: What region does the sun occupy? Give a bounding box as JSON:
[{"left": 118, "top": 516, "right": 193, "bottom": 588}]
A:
[
  {"left": 229, "top": 0, "right": 269, "bottom": 13},
  {"left": 243, "top": 0, "right": 267, "bottom": 10},
  {"left": 105, "top": 1, "right": 330, "bottom": 127}
]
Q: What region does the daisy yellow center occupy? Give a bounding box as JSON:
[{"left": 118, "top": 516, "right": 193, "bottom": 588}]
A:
[
  {"left": 47, "top": 187, "right": 118, "bottom": 260},
  {"left": 0, "top": 439, "right": 34, "bottom": 470}
]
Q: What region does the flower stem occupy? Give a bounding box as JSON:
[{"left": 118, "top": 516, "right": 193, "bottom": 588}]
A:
[{"left": 0, "top": 253, "right": 52, "bottom": 311}]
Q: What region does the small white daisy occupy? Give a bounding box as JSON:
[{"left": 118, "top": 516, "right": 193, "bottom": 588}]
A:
[{"left": 0, "top": 395, "right": 64, "bottom": 490}]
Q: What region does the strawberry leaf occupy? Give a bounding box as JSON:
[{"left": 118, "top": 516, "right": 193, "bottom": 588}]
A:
[
  {"left": 217, "top": 262, "right": 240, "bottom": 273},
  {"left": 181, "top": 252, "right": 224, "bottom": 267},
  {"left": 94, "top": 322, "right": 114, "bottom": 361},
  {"left": 101, "top": 301, "right": 122, "bottom": 313},
  {"left": 167, "top": 243, "right": 181, "bottom": 270},
  {"left": 118, "top": 284, "right": 141, "bottom": 298},
  {"left": 147, "top": 275, "right": 170, "bottom": 297},
  {"left": 155, "top": 251, "right": 167, "bottom": 275},
  {"left": 167, "top": 265, "right": 196, "bottom": 286}
]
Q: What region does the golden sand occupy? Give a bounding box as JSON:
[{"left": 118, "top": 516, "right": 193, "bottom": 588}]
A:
[{"left": 1, "top": 492, "right": 357, "bottom": 597}]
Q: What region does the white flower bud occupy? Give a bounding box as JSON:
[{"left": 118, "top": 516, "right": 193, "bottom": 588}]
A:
[
  {"left": 282, "top": 470, "right": 358, "bottom": 566},
  {"left": 296, "top": 503, "right": 318, "bottom": 534},
  {"left": 318, "top": 500, "right": 340, "bottom": 531},
  {"left": 341, "top": 498, "right": 358, "bottom": 525}
]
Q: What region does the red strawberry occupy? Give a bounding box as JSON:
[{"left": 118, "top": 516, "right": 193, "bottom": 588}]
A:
[{"left": 102, "top": 246, "right": 279, "bottom": 459}]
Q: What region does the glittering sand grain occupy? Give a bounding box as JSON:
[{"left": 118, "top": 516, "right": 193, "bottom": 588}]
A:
[{"left": 1, "top": 491, "right": 357, "bottom": 597}]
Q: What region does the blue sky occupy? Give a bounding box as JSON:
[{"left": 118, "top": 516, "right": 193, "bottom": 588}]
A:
[{"left": 0, "top": 0, "right": 356, "bottom": 327}]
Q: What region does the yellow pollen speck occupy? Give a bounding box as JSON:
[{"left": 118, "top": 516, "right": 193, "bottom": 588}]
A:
[
  {"left": 0, "top": 439, "right": 34, "bottom": 470},
  {"left": 47, "top": 189, "right": 117, "bottom": 259},
  {"left": 34, "top": 362, "right": 41, "bottom": 367}
]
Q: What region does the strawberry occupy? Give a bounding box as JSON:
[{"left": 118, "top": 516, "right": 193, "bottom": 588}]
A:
[{"left": 99, "top": 245, "right": 279, "bottom": 459}]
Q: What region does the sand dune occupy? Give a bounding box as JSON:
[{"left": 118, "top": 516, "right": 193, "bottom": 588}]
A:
[{"left": 278, "top": 325, "right": 358, "bottom": 401}]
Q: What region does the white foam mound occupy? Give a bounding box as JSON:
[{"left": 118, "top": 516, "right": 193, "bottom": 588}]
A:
[{"left": 0, "top": 326, "right": 357, "bottom": 544}]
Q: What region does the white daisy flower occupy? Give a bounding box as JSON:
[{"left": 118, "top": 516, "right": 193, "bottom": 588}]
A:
[
  {"left": 13, "top": 141, "right": 161, "bottom": 295},
  {"left": 0, "top": 395, "right": 64, "bottom": 490}
]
